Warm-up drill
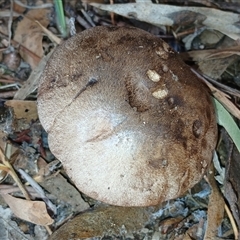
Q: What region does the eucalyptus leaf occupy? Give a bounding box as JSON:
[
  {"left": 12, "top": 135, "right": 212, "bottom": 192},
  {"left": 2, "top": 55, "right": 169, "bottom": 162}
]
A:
[
  {"left": 214, "top": 98, "right": 240, "bottom": 152},
  {"left": 91, "top": 3, "right": 240, "bottom": 40}
]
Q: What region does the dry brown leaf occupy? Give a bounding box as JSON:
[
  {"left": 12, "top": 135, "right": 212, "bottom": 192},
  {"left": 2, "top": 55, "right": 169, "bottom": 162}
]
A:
[
  {"left": 0, "top": 132, "right": 10, "bottom": 183},
  {"left": 198, "top": 56, "right": 237, "bottom": 79},
  {"left": 204, "top": 164, "right": 225, "bottom": 239},
  {"left": 35, "top": 21, "right": 61, "bottom": 45},
  {"left": 211, "top": 85, "right": 240, "bottom": 120},
  {"left": 192, "top": 69, "right": 240, "bottom": 120},
  {"left": 182, "top": 41, "right": 240, "bottom": 79},
  {"left": 186, "top": 45, "right": 240, "bottom": 62},
  {"left": 13, "top": 1, "right": 28, "bottom": 14},
  {"left": 5, "top": 100, "right": 37, "bottom": 122},
  {"left": 13, "top": 8, "right": 50, "bottom": 69},
  {"left": 1, "top": 193, "right": 53, "bottom": 226}
]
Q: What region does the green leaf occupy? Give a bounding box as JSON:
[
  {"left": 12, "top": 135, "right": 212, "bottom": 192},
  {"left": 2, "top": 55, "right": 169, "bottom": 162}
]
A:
[
  {"left": 214, "top": 98, "right": 240, "bottom": 152},
  {"left": 54, "top": 0, "right": 67, "bottom": 38}
]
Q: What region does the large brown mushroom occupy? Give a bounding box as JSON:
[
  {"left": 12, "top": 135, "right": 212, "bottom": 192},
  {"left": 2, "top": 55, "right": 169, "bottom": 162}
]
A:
[{"left": 37, "top": 26, "right": 217, "bottom": 207}]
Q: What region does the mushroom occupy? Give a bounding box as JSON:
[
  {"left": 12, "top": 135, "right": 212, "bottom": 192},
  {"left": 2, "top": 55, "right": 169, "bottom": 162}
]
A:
[{"left": 37, "top": 26, "right": 217, "bottom": 207}]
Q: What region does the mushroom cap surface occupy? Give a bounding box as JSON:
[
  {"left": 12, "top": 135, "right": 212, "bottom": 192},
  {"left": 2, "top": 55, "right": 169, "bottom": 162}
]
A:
[{"left": 37, "top": 26, "right": 217, "bottom": 207}]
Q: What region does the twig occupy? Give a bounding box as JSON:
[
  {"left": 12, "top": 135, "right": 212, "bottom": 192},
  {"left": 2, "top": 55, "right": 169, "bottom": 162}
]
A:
[
  {"left": 81, "top": 9, "right": 96, "bottom": 27},
  {"left": 13, "top": 0, "right": 53, "bottom": 9},
  {"left": 0, "top": 147, "right": 31, "bottom": 200},
  {"left": 0, "top": 83, "right": 21, "bottom": 90},
  {"left": 76, "top": 15, "right": 91, "bottom": 29},
  {"left": 191, "top": 68, "right": 240, "bottom": 120},
  {"left": 0, "top": 90, "right": 17, "bottom": 98},
  {"left": 110, "top": 0, "right": 115, "bottom": 25},
  {"left": 18, "top": 169, "right": 57, "bottom": 214},
  {"left": 35, "top": 21, "right": 61, "bottom": 44},
  {"left": 202, "top": 73, "right": 240, "bottom": 99},
  {"left": 0, "top": 184, "right": 37, "bottom": 196},
  {"left": 8, "top": 0, "right": 13, "bottom": 47},
  {"left": 225, "top": 204, "right": 239, "bottom": 240},
  {"left": 0, "top": 78, "right": 20, "bottom": 84},
  {"left": 45, "top": 225, "right": 52, "bottom": 235}
]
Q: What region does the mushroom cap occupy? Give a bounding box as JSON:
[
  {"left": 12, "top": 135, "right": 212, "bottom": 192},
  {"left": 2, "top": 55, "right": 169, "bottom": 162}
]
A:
[{"left": 37, "top": 26, "right": 217, "bottom": 207}]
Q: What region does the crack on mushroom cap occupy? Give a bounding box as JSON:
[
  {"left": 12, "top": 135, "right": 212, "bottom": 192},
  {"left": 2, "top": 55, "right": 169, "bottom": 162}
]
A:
[
  {"left": 37, "top": 26, "right": 218, "bottom": 207},
  {"left": 73, "top": 77, "right": 99, "bottom": 101},
  {"left": 162, "top": 41, "right": 170, "bottom": 53}
]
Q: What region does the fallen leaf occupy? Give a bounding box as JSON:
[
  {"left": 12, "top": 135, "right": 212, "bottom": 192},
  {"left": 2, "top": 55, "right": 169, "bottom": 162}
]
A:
[
  {"left": 191, "top": 69, "right": 240, "bottom": 120},
  {"left": 13, "top": 8, "right": 51, "bottom": 68},
  {"left": 5, "top": 100, "right": 38, "bottom": 122},
  {"left": 35, "top": 20, "right": 62, "bottom": 44},
  {"left": 1, "top": 193, "right": 53, "bottom": 226},
  {"left": 214, "top": 98, "right": 240, "bottom": 153},
  {"left": 0, "top": 205, "right": 49, "bottom": 239},
  {"left": 185, "top": 45, "right": 240, "bottom": 62},
  {"left": 182, "top": 43, "right": 239, "bottom": 78},
  {"left": 204, "top": 164, "right": 225, "bottom": 239},
  {"left": 91, "top": 3, "right": 240, "bottom": 40}
]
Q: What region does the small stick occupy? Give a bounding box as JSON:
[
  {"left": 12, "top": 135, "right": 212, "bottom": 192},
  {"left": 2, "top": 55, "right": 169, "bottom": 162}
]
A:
[
  {"left": 8, "top": 0, "right": 13, "bottom": 47},
  {"left": 110, "top": 0, "right": 115, "bottom": 25},
  {"left": 224, "top": 204, "right": 239, "bottom": 240},
  {"left": 0, "top": 147, "right": 31, "bottom": 200},
  {"left": 18, "top": 169, "right": 57, "bottom": 214}
]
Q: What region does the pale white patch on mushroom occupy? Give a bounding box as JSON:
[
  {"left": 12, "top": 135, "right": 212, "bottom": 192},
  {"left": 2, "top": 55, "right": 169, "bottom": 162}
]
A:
[
  {"left": 152, "top": 86, "right": 168, "bottom": 99},
  {"left": 162, "top": 64, "right": 169, "bottom": 72},
  {"left": 146, "top": 69, "right": 161, "bottom": 82},
  {"left": 201, "top": 159, "right": 208, "bottom": 174},
  {"left": 202, "top": 160, "right": 207, "bottom": 167},
  {"left": 155, "top": 47, "right": 169, "bottom": 60},
  {"left": 170, "top": 70, "right": 179, "bottom": 81},
  {"left": 162, "top": 41, "right": 169, "bottom": 52}
]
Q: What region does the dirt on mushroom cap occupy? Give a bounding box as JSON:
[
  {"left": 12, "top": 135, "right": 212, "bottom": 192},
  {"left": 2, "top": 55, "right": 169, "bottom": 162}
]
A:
[{"left": 37, "top": 26, "right": 217, "bottom": 207}]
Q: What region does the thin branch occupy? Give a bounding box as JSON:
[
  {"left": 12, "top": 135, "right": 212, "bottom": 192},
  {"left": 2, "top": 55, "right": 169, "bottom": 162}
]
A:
[
  {"left": 225, "top": 204, "right": 239, "bottom": 240},
  {"left": 13, "top": 0, "right": 53, "bottom": 9},
  {"left": 0, "top": 147, "right": 31, "bottom": 200},
  {"left": 8, "top": 0, "right": 13, "bottom": 47}
]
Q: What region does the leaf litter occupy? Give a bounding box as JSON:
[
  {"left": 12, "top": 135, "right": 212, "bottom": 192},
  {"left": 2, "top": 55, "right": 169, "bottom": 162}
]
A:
[{"left": 0, "top": 0, "right": 240, "bottom": 239}]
